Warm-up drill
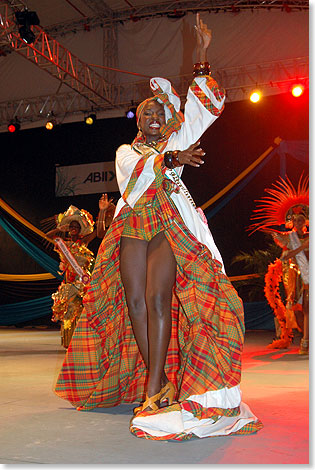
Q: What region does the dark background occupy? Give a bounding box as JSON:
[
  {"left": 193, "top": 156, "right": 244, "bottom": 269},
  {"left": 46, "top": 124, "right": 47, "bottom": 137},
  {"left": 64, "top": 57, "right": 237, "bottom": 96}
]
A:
[{"left": 0, "top": 88, "right": 308, "bottom": 306}]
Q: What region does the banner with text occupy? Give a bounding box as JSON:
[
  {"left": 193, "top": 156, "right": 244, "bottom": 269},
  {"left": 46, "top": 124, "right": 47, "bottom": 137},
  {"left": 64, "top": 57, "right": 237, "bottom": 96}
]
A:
[{"left": 55, "top": 161, "right": 118, "bottom": 197}]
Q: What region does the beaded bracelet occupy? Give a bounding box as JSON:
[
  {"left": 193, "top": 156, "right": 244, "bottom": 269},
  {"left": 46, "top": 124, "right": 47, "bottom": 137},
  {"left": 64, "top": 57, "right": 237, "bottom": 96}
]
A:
[
  {"left": 193, "top": 61, "right": 211, "bottom": 77},
  {"left": 164, "top": 150, "right": 181, "bottom": 169}
]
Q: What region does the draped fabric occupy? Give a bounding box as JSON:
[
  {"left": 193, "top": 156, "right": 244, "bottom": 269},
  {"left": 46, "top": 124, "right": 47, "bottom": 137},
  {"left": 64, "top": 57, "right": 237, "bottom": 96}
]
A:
[
  {"left": 0, "top": 295, "right": 53, "bottom": 326},
  {"left": 0, "top": 217, "right": 62, "bottom": 279},
  {"left": 243, "top": 301, "right": 275, "bottom": 330},
  {"left": 55, "top": 186, "right": 263, "bottom": 439},
  {"left": 204, "top": 140, "right": 308, "bottom": 220}
]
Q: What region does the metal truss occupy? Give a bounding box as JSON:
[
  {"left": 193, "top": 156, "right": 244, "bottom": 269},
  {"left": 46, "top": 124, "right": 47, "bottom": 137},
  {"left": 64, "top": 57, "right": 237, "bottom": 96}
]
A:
[
  {"left": 0, "top": 56, "right": 308, "bottom": 132},
  {"left": 44, "top": 0, "right": 309, "bottom": 37},
  {"left": 0, "top": 1, "right": 118, "bottom": 108},
  {"left": 85, "top": 0, "right": 114, "bottom": 19}
]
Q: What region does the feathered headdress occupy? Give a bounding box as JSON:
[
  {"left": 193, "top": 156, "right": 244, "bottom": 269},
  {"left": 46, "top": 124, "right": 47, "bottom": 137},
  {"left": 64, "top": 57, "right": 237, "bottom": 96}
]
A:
[{"left": 248, "top": 174, "right": 309, "bottom": 234}]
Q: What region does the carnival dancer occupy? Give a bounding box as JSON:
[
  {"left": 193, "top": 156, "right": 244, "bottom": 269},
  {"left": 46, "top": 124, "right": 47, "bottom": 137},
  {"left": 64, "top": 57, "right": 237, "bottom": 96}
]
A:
[
  {"left": 250, "top": 176, "right": 309, "bottom": 354},
  {"left": 54, "top": 14, "right": 262, "bottom": 440},
  {"left": 48, "top": 194, "right": 114, "bottom": 348}
]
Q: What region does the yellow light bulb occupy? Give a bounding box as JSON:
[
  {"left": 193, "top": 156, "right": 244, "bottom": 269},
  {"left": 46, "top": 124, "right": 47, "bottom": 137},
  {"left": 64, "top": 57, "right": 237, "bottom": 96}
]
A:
[
  {"left": 292, "top": 85, "right": 304, "bottom": 97},
  {"left": 250, "top": 91, "right": 262, "bottom": 103}
]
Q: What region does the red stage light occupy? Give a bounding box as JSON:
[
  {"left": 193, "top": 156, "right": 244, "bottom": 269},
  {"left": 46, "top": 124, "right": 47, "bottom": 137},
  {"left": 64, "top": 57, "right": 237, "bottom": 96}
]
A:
[
  {"left": 8, "top": 120, "right": 20, "bottom": 133},
  {"left": 291, "top": 84, "right": 304, "bottom": 97}
]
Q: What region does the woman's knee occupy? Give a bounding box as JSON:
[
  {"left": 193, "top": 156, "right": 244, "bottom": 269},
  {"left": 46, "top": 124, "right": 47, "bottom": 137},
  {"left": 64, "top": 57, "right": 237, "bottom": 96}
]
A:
[
  {"left": 146, "top": 289, "right": 172, "bottom": 317},
  {"left": 126, "top": 295, "right": 147, "bottom": 319}
]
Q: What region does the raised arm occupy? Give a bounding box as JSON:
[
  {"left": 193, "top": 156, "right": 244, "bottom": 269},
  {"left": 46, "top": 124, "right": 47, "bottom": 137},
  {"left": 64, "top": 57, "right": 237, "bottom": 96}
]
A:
[
  {"left": 168, "top": 15, "right": 225, "bottom": 152},
  {"left": 195, "top": 12, "right": 212, "bottom": 63},
  {"left": 96, "top": 193, "right": 115, "bottom": 238}
]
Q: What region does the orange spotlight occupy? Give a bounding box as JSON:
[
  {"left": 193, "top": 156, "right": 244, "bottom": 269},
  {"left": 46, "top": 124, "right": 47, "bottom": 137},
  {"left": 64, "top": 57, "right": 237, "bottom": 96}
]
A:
[
  {"left": 291, "top": 84, "right": 304, "bottom": 97},
  {"left": 250, "top": 90, "right": 262, "bottom": 103},
  {"left": 45, "top": 119, "right": 56, "bottom": 130}
]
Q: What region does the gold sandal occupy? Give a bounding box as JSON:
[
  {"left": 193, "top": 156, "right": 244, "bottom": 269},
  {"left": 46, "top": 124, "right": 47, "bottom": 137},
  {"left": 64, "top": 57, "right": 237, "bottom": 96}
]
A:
[
  {"left": 160, "top": 381, "right": 175, "bottom": 407},
  {"left": 135, "top": 391, "right": 162, "bottom": 415},
  {"left": 133, "top": 382, "right": 176, "bottom": 415}
]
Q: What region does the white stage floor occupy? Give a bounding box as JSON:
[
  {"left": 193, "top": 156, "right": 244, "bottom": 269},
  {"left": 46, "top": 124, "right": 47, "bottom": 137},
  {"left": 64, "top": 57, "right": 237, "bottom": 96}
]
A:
[{"left": 0, "top": 327, "right": 309, "bottom": 465}]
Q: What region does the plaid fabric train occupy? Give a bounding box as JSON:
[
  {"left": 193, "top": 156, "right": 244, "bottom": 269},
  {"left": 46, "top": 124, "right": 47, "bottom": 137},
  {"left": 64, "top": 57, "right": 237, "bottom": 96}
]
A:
[
  {"left": 54, "top": 179, "right": 263, "bottom": 438},
  {"left": 56, "top": 183, "right": 245, "bottom": 405}
]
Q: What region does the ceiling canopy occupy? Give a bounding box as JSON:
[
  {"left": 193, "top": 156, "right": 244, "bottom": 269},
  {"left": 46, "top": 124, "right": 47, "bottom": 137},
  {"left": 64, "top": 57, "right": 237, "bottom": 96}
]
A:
[{"left": 0, "top": 0, "right": 308, "bottom": 132}]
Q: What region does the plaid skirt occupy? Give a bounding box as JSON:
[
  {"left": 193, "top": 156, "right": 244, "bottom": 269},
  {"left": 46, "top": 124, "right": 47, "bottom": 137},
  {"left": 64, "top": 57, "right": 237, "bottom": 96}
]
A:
[
  {"left": 121, "top": 199, "right": 164, "bottom": 242},
  {"left": 54, "top": 184, "right": 262, "bottom": 440}
]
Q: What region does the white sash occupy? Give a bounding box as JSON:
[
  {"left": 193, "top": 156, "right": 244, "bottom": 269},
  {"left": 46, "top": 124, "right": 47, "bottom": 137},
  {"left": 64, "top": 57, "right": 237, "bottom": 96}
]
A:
[{"left": 289, "top": 231, "right": 309, "bottom": 284}]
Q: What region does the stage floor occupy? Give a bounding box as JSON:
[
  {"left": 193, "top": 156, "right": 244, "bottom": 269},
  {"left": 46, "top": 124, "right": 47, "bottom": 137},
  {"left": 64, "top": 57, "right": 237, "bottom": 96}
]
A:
[{"left": 0, "top": 328, "right": 309, "bottom": 465}]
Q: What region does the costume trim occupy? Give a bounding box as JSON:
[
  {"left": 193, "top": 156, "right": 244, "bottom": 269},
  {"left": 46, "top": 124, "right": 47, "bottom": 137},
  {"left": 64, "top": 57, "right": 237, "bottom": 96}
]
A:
[{"left": 264, "top": 258, "right": 293, "bottom": 349}]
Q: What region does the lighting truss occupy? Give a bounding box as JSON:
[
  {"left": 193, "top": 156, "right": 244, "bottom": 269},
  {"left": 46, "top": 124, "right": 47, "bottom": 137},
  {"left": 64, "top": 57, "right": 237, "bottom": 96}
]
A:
[
  {"left": 0, "top": 0, "right": 117, "bottom": 108},
  {"left": 44, "top": 0, "right": 308, "bottom": 37},
  {"left": 0, "top": 56, "right": 308, "bottom": 132}
]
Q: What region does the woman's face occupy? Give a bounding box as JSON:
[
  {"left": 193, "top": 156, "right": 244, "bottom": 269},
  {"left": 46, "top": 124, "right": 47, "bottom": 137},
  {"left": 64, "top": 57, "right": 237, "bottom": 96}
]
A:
[
  {"left": 293, "top": 214, "right": 307, "bottom": 231},
  {"left": 69, "top": 221, "right": 81, "bottom": 236},
  {"left": 139, "top": 100, "right": 165, "bottom": 143}
]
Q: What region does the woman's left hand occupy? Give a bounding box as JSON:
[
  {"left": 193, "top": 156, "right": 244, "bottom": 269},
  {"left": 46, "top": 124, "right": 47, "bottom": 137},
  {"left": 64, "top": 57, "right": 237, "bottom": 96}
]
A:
[
  {"left": 195, "top": 13, "right": 212, "bottom": 61},
  {"left": 177, "top": 141, "right": 205, "bottom": 167},
  {"left": 99, "top": 193, "right": 113, "bottom": 211}
]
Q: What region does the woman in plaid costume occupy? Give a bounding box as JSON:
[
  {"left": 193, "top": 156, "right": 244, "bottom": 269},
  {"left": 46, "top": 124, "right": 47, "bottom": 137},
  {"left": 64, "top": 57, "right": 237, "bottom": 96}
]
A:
[{"left": 55, "top": 14, "right": 262, "bottom": 440}]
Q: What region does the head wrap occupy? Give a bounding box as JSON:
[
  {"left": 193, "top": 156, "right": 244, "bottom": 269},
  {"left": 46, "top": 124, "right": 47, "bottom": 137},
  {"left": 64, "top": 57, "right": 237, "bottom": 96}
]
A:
[
  {"left": 132, "top": 77, "right": 184, "bottom": 148},
  {"left": 56, "top": 205, "right": 94, "bottom": 236},
  {"left": 248, "top": 175, "right": 309, "bottom": 233}
]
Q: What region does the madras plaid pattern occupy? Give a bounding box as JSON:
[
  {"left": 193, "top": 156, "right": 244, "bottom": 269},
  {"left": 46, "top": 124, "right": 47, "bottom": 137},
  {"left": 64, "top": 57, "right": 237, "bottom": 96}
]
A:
[
  {"left": 130, "top": 420, "right": 264, "bottom": 441},
  {"left": 190, "top": 76, "right": 225, "bottom": 116},
  {"left": 122, "top": 148, "right": 156, "bottom": 202},
  {"left": 181, "top": 401, "right": 241, "bottom": 420},
  {"left": 55, "top": 181, "right": 246, "bottom": 410},
  {"left": 122, "top": 197, "right": 163, "bottom": 242},
  {"left": 133, "top": 83, "right": 184, "bottom": 148},
  {"left": 129, "top": 401, "right": 263, "bottom": 441},
  {"left": 152, "top": 85, "right": 184, "bottom": 141}
]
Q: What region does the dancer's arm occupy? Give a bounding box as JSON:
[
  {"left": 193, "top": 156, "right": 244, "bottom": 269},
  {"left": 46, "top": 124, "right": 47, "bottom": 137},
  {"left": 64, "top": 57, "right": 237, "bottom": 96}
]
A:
[{"left": 170, "top": 14, "right": 225, "bottom": 151}]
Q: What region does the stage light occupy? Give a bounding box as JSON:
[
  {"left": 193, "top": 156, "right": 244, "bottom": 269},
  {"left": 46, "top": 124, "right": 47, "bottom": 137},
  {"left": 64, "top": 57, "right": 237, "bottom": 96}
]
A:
[
  {"left": 85, "top": 113, "right": 96, "bottom": 125},
  {"left": 291, "top": 84, "right": 304, "bottom": 97},
  {"left": 126, "top": 107, "right": 136, "bottom": 119},
  {"left": 15, "top": 9, "right": 40, "bottom": 44},
  {"left": 45, "top": 119, "right": 56, "bottom": 130},
  {"left": 250, "top": 90, "right": 262, "bottom": 103},
  {"left": 8, "top": 119, "right": 20, "bottom": 133}
]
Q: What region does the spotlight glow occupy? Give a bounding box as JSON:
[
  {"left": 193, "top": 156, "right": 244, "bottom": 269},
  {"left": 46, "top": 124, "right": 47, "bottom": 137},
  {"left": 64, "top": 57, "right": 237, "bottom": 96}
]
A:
[
  {"left": 8, "top": 120, "right": 20, "bottom": 133},
  {"left": 46, "top": 120, "right": 54, "bottom": 130},
  {"left": 126, "top": 107, "right": 136, "bottom": 119},
  {"left": 250, "top": 91, "right": 262, "bottom": 103},
  {"left": 291, "top": 84, "right": 304, "bottom": 97},
  {"left": 85, "top": 113, "right": 96, "bottom": 125}
]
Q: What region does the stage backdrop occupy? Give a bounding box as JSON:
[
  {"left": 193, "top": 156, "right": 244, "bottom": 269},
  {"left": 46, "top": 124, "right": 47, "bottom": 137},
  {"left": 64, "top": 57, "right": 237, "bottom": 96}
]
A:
[{"left": 55, "top": 161, "right": 118, "bottom": 197}]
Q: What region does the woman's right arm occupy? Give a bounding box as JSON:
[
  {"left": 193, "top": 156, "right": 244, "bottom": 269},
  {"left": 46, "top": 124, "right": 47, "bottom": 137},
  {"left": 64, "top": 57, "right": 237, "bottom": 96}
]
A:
[{"left": 170, "top": 14, "right": 225, "bottom": 150}]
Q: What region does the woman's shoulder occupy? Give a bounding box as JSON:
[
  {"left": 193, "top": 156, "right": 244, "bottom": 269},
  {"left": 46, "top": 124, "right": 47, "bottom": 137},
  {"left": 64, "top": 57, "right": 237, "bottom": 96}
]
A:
[{"left": 117, "top": 144, "right": 131, "bottom": 153}]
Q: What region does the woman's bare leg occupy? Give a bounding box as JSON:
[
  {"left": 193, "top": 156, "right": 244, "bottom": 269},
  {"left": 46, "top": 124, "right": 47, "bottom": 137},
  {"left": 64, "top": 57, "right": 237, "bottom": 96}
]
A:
[
  {"left": 145, "top": 231, "right": 177, "bottom": 399},
  {"left": 120, "top": 236, "right": 149, "bottom": 367}
]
